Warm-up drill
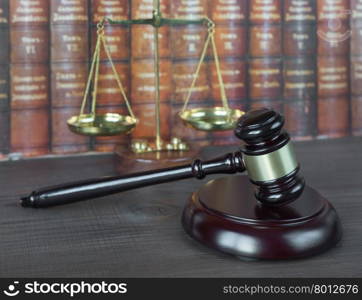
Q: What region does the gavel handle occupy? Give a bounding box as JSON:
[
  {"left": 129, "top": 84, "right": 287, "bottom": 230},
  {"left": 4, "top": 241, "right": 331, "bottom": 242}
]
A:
[{"left": 21, "top": 152, "right": 245, "bottom": 208}]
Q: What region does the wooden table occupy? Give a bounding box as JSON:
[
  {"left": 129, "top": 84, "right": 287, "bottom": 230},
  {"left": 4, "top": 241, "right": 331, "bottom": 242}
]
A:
[{"left": 0, "top": 137, "right": 361, "bottom": 277}]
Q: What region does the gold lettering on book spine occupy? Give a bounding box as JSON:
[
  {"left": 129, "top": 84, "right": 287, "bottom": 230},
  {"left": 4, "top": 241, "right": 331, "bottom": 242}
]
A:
[
  {"left": 0, "top": 74, "right": 7, "bottom": 100},
  {"left": 52, "top": 0, "right": 87, "bottom": 23},
  {"left": 0, "top": 6, "right": 8, "bottom": 24},
  {"left": 12, "top": 75, "right": 47, "bottom": 101},
  {"left": 285, "top": 0, "right": 315, "bottom": 21},
  {"left": 250, "top": 68, "right": 280, "bottom": 75},
  {"left": 251, "top": 0, "right": 279, "bottom": 21},
  {"left": 12, "top": 1, "right": 48, "bottom": 24}
]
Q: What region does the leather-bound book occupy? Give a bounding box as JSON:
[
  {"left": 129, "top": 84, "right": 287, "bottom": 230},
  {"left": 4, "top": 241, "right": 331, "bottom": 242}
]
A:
[
  {"left": 9, "top": 0, "right": 50, "bottom": 157},
  {"left": 209, "top": 0, "right": 248, "bottom": 145},
  {"left": 0, "top": 0, "right": 9, "bottom": 157},
  {"left": 283, "top": 0, "right": 317, "bottom": 140},
  {"left": 170, "top": 0, "right": 210, "bottom": 147},
  {"left": 50, "top": 0, "right": 90, "bottom": 154},
  {"left": 130, "top": 0, "right": 172, "bottom": 144},
  {"left": 317, "top": 0, "right": 350, "bottom": 138},
  {"left": 248, "top": 0, "right": 283, "bottom": 113},
  {"left": 351, "top": 0, "right": 362, "bottom": 136},
  {"left": 284, "top": 58, "right": 317, "bottom": 140},
  {"left": 91, "top": 0, "right": 130, "bottom": 152}
]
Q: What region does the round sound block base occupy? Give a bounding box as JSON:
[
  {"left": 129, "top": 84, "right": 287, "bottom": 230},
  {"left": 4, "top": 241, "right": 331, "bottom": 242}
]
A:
[{"left": 182, "top": 176, "right": 342, "bottom": 260}]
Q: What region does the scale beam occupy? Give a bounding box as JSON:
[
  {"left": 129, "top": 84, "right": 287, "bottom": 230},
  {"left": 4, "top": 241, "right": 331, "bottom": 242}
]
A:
[{"left": 105, "top": 17, "right": 211, "bottom": 28}]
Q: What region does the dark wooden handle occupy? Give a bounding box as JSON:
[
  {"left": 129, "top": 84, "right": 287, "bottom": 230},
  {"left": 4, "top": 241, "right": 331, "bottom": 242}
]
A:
[{"left": 21, "top": 152, "right": 245, "bottom": 208}]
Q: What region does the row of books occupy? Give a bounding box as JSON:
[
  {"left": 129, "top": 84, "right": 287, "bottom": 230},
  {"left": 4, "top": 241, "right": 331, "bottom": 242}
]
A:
[{"left": 0, "top": 0, "right": 360, "bottom": 159}]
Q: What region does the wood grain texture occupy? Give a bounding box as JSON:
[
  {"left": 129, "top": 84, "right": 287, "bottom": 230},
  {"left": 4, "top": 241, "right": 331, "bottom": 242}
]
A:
[{"left": 0, "top": 138, "right": 361, "bottom": 277}]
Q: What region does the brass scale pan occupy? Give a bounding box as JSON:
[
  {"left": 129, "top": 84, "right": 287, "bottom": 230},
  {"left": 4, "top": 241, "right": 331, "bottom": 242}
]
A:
[
  {"left": 178, "top": 18, "right": 244, "bottom": 132},
  {"left": 67, "top": 21, "right": 137, "bottom": 136}
]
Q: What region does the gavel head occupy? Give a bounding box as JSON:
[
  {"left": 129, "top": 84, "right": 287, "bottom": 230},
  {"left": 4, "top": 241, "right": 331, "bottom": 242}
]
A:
[{"left": 235, "top": 108, "right": 305, "bottom": 206}]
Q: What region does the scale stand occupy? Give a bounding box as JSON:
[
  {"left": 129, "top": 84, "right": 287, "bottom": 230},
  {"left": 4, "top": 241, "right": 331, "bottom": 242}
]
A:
[
  {"left": 111, "top": 4, "right": 206, "bottom": 171},
  {"left": 111, "top": 2, "right": 241, "bottom": 172},
  {"left": 68, "top": 0, "right": 244, "bottom": 171}
]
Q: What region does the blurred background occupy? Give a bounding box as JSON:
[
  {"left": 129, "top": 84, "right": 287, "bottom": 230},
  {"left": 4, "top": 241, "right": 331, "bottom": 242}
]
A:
[{"left": 0, "top": 0, "right": 359, "bottom": 159}]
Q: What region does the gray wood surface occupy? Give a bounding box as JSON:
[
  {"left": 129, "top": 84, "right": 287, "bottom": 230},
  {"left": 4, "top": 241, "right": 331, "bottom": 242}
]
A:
[{"left": 0, "top": 138, "right": 361, "bottom": 277}]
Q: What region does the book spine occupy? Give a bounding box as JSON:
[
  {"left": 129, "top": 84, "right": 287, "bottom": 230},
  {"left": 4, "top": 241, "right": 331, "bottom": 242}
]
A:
[
  {"left": 91, "top": 0, "right": 130, "bottom": 152},
  {"left": 351, "top": 0, "right": 362, "bottom": 136},
  {"left": 50, "top": 0, "right": 90, "bottom": 154},
  {"left": 317, "top": 0, "right": 350, "bottom": 138},
  {"left": 131, "top": 0, "right": 172, "bottom": 144},
  {"left": 209, "top": 0, "right": 248, "bottom": 145},
  {"left": 170, "top": 0, "right": 210, "bottom": 147},
  {"left": 9, "top": 0, "right": 50, "bottom": 157},
  {"left": 283, "top": 0, "right": 317, "bottom": 140},
  {"left": 248, "top": 0, "right": 283, "bottom": 113},
  {"left": 0, "top": 0, "right": 9, "bottom": 158}
]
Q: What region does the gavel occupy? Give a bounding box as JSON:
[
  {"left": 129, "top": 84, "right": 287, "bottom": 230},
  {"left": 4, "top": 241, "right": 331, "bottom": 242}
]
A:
[{"left": 21, "top": 109, "right": 305, "bottom": 208}]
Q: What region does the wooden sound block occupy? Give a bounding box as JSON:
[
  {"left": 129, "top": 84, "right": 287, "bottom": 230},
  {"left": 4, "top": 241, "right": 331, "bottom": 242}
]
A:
[
  {"left": 115, "top": 147, "right": 201, "bottom": 173},
  {"left": 182, "top": 175, "right": 342, "bottom": 260}
]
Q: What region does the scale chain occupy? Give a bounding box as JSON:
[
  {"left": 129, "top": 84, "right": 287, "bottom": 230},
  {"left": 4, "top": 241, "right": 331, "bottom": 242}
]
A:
[
  {"left": 80, "top": 33, "right": 102, "bottom": 116},
  {"left": 92, "top": 28, "right": 102, "bottom": 115},
  {"left": 181, "top": 18, "right": 230, "bottom": 113},
  {"left": 100, "top": 34, "right": 135, "bottom": 119},
  {"left": 181, "top": 26, "right": 213, "bottom": 113},
  {"left": 211, "top": 33, "right": 229, "bottom": 111},
  {"left": 79, "top": 21, "right": 135, "bottom": 120}
]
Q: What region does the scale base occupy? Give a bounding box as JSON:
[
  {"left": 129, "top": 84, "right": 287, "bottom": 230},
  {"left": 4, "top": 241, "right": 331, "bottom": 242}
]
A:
[
  {"left": 115, "top": 145, "right": 200, "bottom": 173},
  {"left": 130, "top": 138, "right": 190, "bottom": 154},
  {"left": 182, "top": 176, "right": 342, "bottom": 260}
]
